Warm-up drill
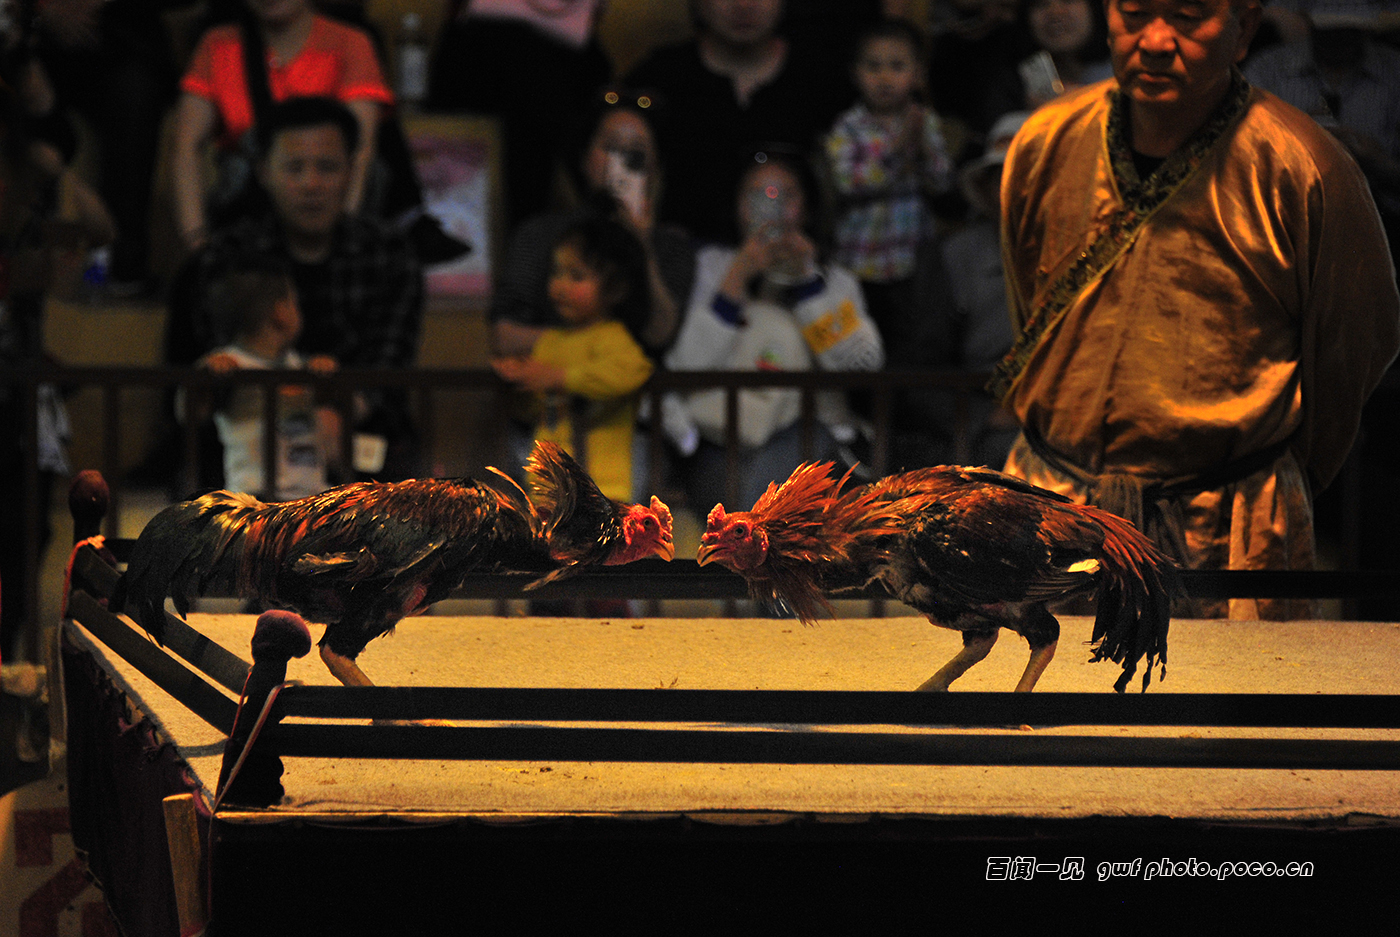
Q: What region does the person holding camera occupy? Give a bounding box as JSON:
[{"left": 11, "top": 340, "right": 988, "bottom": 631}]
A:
[
  {"left": 1015, "top": 0, "right": 1114, "bottom": 108},
  {"left": 490, "top": 88, "right": 695, "bottom": 360},
  {"left": 660, "top": 149, "right": 885, "bottom": 512},
  {"left": 623, "top": 0, "right": 852, "bottom": 245}
]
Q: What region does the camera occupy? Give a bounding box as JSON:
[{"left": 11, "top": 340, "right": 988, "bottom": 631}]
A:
[
  {"left": 745, "top": 187, "right": 788, "bottom": 240},
  {"left": 605, "top": 148, "right": 647, "bottom": 219}
]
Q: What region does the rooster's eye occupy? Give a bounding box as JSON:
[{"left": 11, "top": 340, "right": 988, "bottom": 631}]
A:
[{"left": 733, "top": 523, "right": 749, "bottom": 539}]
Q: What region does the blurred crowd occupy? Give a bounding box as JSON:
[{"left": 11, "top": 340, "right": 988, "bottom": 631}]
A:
[{"left": 3, "top": 0, "right": 1400, "bottom": 645}]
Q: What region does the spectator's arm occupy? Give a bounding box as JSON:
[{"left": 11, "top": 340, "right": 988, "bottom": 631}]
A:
[
  {"left": 557, "top": 330, "right": 654, "bottom": 400},
  {"left": 344, "top": 99, "right": 380, "bottom": 214},
  {"left": 492, "top": 320, "right": 546, "bottom": 357},
  {"left": 791, "top": 267, "right": 885, "bottom": 371},
  {"left": 638, "top": 236, "right": 682, "bottom": 352},
  {"left": 666, "top": 248, "right": 750, "bottom": 372},
  {"left": 919, "top": 110, "right": 955, "bottom": 193},
  {"left": 171, "top": 93, "right": 219, "bottom": 252}
]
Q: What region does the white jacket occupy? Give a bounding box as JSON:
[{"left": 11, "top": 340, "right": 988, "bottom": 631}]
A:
[{"left": 662, "top": 246, "right": 884, "bottom": 452}]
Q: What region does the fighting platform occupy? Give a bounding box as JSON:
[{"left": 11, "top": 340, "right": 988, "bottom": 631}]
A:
[{"left": 58, "top": 519, "right": 1400, "bottom": 932}]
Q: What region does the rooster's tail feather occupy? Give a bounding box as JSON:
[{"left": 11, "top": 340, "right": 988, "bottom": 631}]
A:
[
  {"left": 524, "top": 441, "right": 622, "bottom": 570},
  {"left": 1079, "top": 505, "right": 1178, "bottom": 692},
  {"left": 118, "top": 491, "right": 266, "bottom": 643}
]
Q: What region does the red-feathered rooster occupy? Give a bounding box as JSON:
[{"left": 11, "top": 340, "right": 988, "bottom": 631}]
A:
[
  {"left": 116, "top": 442, "right": 674, "bottom": 686},
  {"left": 697, "top": 462, "right": 1174, "bottom": 693}
]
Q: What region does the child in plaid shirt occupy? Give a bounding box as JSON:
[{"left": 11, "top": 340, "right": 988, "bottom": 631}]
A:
[{"left": 823, "top": 19, "right": 953, "bottom": 353}]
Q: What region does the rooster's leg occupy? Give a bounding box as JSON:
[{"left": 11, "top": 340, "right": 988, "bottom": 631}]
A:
[
  {"left": 319, "top": 644, "right": 375, "bottom": 687},
  {"left": 1013, "top": 606, "right": 1061, "bottom": 693},
  {"left": 917, "top": 629, "right": 998, "bottom": 691},
  {"left": 1014, "top": 641, "right": 1057, "bottom": 693}
]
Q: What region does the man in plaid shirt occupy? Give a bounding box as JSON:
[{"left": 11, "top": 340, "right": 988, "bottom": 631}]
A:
[{"left": 167, "top": 97, "right": 423, "bottom": 481}]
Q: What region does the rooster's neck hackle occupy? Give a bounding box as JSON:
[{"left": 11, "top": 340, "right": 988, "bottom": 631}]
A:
[{"left": 749, "top": 462, "right": 848, "bottom": 563}]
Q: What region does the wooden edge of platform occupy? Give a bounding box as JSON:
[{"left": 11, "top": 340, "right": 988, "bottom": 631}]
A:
[
  {"left": 65, "top": 593, "right": 238, "bottom": 733},
  {"left": 258, "top": 722, "right": 1400, "bottom": 770},
  {"left": 70, "top": 545, "right": 252, "bottom": 694},
  {"left": 271, "top": 684, "right": 1400, "bottom": 728}
]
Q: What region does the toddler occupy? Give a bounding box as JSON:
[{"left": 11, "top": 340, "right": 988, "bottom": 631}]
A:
[
  {"left": 196, "top": 260, "right": 341, "bottom": 500},
  {"left": 491, "top": 217, "right": 654, "bottom": 501},
  {"left": 824, "top": 18, "right": 953, "bottom": 351}
]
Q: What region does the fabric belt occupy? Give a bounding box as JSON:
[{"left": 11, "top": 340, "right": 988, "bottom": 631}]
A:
[{"left": 1021, "top": 423, "right": 1294, "bottom": 561}]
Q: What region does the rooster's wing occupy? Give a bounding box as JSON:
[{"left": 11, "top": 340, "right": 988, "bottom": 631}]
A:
[
  {"left": 861, "top": 466, "right": 1106, "bottom": 611},
  {"left": 261, "top": 476, "right": 544, "bottom": 611}
]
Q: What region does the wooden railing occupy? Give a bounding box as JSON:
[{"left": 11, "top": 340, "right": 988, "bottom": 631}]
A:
[{"left": 4, "top": 362, "right": 989, "bottom": 530}]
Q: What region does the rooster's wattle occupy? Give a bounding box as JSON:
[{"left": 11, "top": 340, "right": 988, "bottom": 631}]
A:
[
  {"left": 698, "top": 462, "right": 1174, "bottom": 693},
  {"left": 116, "top": 442, "right": 674, "bottom": 686}
]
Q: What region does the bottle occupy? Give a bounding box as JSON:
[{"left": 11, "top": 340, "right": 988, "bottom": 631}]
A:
[
  {"left": 397, "top": 12, "right": 428, "bottom": 111},
  {"left": 83, "top": 246, "right": 111, "bottom": 301}
]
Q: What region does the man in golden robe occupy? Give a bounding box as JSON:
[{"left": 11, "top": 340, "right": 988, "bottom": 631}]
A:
[{"left": 994, "top": 0, "right": 1400, "bottom": 618}]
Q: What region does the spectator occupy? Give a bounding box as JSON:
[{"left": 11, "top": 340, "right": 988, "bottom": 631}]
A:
[
  {"left": 823, "top": 18, "right": 953, "bottom": 354},
  {"left": 171, "top": 0, "right": 393, "bottom": 254},
  {"left": 1015, "top": 0, "right": 1114, "bottom": 108},
  {"left": 491, "top": 87, "right": 695, "bottom": 359},
  {"left": 427, "top": 0, "right": 611, "bottom": 233},
  {"left": 491, "top": 216, "right": 655, "bottom": 501},
  {"left": 168, "top": 96, "right": 423, "bottom": 481},
  {"left": 193, "top": 257, "right": 343, "bottom": 500},
  {"left": 308, "top": 0, "right": 472, "bottom": 265},
  {"left": 897, "top": 111, "right": 1027, "bottom": 470},
  {"left": 9, "top": 0, "right": 179, "bottom": 293},
  {"left": 624, "top": 0, "right": 852, "bottom": 244},
  {"left": 662, "top": 149, "right": 884, "bottom": 511},
  {"left": 1243, "top": 0, "right": 1400, "bottom": 264},
  {"left": 0, "top": 81, "right": 113, "bottom": 660},
  {"left": 926, "top": 0, "right": 1034, "bottom": 145}
]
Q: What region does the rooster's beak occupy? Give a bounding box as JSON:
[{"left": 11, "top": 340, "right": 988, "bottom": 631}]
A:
[
  {"left": 695, "top": 541, "right": 719, "bottom": 566},
  {"left": 653, "top": 534, "right": 675, "bottom": 562}
]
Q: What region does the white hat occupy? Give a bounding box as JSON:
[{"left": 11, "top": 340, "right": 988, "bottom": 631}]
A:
[{"left": 959, "top": 111, "right": 1031, "bottom": 213}]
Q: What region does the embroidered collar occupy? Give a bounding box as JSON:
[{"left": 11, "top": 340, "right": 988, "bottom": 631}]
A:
[
  {"left": 1105, "top": 68, "right": 1253, "bottom": 198},
  {"left": 988, "top": 71, "right": 1253, "bottom": 402}
]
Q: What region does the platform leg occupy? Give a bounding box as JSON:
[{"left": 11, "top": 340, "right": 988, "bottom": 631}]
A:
[{"left": 163, "top": 793, "right": 207, "bottom": 934}]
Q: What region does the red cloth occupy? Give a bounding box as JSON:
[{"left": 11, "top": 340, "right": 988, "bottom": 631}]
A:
[{"left": 181, "top": 15, "right": 393, "bottom": 148}]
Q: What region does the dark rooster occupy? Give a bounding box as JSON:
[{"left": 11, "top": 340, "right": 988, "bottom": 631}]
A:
[
  {"left": 697, "top": 462, "right": 1174, "bottom": 693},
  {"left": 116, "top": 442, "right": 674, "bottom": 686}
]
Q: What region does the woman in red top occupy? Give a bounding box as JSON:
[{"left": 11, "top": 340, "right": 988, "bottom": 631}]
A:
[{"left": 171, "top": 0, "right": 393, "bottom": 252}]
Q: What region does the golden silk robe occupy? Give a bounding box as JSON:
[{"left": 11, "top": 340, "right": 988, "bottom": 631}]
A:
[{"left": 997, "top": 77, "right": 1400, "bottom": 619}]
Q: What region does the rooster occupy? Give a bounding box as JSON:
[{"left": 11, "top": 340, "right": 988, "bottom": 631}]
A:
[
  {"left": 697, "top": 462, "right": 1173, "bottom": 693},
  {"left": 116, "top": 442, "right": 674, "bottom": 686}
]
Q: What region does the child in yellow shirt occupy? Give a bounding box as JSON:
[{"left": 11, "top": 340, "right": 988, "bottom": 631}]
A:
[{"left": 491, "top": 217, "right": 653, "bottom": 500}]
